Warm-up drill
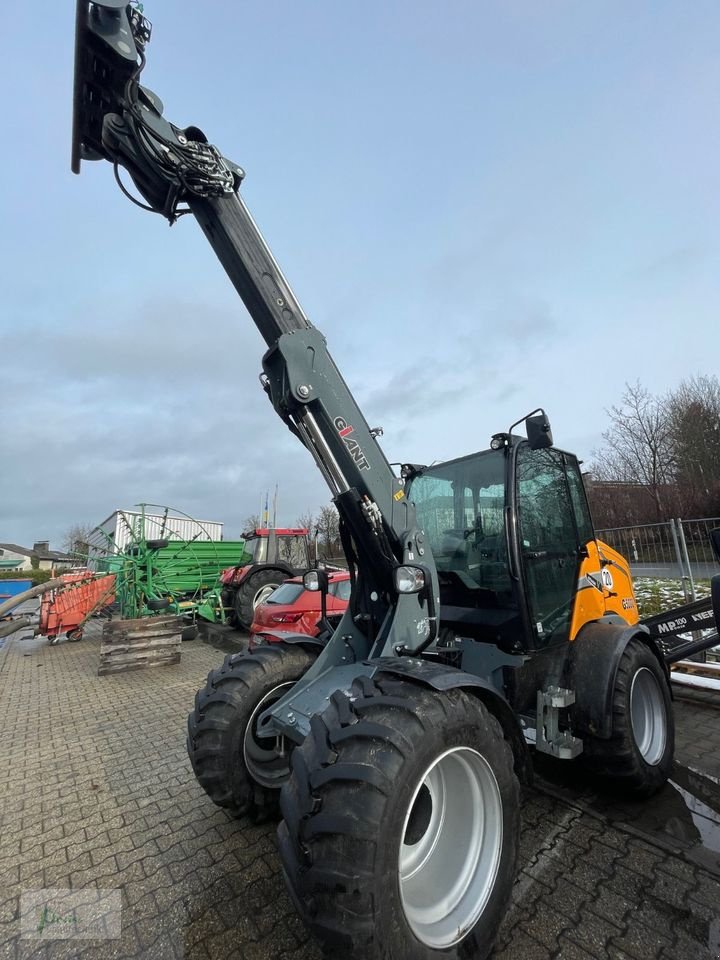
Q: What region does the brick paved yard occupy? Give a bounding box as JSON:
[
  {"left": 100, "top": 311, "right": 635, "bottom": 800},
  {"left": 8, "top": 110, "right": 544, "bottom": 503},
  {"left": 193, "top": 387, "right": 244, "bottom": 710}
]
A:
[{"left": 1, "top": 625, "right": 719, "bottom": 960}]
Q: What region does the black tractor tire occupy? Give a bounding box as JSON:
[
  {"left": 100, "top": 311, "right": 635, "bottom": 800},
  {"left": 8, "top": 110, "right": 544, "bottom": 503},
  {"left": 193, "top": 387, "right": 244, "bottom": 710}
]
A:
[
  {"left": 582, "top": 638, "right": 673, "bottom": 798},
  {"left": 187, "top": 644, "right": 316, "bottom": 820},
  {"left": 146, "top": 598, "right": 171, "bottom": 611},
  {"left": 234, "top": 569, "right": 283, "bottom": 630},
  {"left": 146, "top": 539, "right": 169, "bottom": 551},
  {"left": 65, "top": 629, "right": 83, "bottom": 642},
  {"left": 278, "top": 675, "right": 519, "bottom": 960}
]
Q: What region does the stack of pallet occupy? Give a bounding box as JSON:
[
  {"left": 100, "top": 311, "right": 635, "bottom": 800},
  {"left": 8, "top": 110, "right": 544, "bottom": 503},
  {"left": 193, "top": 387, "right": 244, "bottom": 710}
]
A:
[{"left": 99, "top": 615, "right": 183, "bottom": 676}]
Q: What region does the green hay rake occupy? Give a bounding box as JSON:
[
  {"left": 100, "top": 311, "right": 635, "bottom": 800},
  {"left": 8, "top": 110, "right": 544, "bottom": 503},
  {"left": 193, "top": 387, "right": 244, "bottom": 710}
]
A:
[{"left": 88, "top": 504, "right": 247, "bottom": 620}]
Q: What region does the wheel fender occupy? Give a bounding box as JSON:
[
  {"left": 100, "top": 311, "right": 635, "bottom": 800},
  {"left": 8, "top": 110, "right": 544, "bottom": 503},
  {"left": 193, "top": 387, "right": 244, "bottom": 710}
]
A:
[
  {"left": 370, "top": 657, "right": 533, "bottom": 785},
  {"left": 255, "top": 630, "right": 325, "bottom": 652},
  {"left": 241, "top": 564, "right": 295, "bottom": 585},
  {"left": 569, "top": 620, "right": 669, "bottom": 740}
]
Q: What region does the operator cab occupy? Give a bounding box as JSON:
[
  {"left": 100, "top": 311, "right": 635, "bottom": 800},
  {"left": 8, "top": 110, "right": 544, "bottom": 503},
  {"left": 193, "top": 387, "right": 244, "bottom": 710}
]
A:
[
  {"left": 407, "top": 412, "right": 596, "bottom": 654},
  {"left": 240, "top": 528, "right": 310, "bottom": 569},
  {"left": 409, "top": 447, "right": 522, "bottom": 650}
]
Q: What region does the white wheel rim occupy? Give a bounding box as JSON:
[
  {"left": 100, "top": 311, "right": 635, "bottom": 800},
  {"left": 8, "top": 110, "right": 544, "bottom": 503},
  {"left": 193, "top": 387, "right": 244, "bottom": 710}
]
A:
[
  {"left": 398, "top": 746, "right": 503, "bottom": 948},
  {"left": 242, "top": 681, "right": 293, "bottom": 788},
  {"left": 253, "top": 583, "right": 278, "bottom": 608},
  {"left": 630, "top": 666, "right": 667, "bottom": 765}
]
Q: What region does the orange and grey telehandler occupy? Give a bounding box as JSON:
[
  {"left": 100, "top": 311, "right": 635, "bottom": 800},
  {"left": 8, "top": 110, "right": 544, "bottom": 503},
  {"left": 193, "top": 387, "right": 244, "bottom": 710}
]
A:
[{"left": 71, "top": 5, "right": 720, "bottom": 958}]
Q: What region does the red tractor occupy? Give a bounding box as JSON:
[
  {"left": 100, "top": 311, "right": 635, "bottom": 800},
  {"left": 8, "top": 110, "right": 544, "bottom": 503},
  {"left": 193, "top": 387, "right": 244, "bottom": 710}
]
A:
[{"left": 219, "top": 528, "right": 311, "bottom": 630}]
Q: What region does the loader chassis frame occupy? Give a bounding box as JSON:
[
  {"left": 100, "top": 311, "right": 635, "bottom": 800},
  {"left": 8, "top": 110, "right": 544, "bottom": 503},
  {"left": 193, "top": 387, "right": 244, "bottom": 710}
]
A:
[
  {"left": 72, "top": 10, "right": 700, "bottom": 956},
  {"left": 69, "top": 1, "right": 685, "bottom": 755}
]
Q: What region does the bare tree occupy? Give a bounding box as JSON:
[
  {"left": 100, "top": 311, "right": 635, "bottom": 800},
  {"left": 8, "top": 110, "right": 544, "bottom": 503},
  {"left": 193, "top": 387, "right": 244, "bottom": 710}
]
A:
[
  {"left": 316, "top": 505, "right": 340, "bottom": 558},
  {"left": 668, "top": 374, "right": 720, "bottom": 516},
  {"left": 587, "top": 376, "right": 720, "bottom": 528},
  {"left": 242, "top": 513, "right": 261, "bottom": 535},
  {"left": 61, "top": 523, "right": 95, "bottom": 556},
  {"left": 295, "top": 511, "right": 318, "bottom": 561},
  {"left": 295, "top": 511, "right": 316, "bottom": 534},
  {"left": 589, "top": 382, "right": 674, "bottom": 522}
]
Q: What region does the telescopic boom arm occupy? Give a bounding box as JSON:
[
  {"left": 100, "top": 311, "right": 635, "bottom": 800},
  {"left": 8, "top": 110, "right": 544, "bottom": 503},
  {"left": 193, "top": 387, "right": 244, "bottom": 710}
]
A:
[{"left": 72, "top": 1, "right": 440, "bottom": 736}]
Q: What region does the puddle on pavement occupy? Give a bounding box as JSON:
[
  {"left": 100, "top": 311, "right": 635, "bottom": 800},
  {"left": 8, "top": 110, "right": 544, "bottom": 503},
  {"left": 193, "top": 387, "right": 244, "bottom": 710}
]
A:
[
  {"left": 536, "top": 759, "right": 720, "bottom": 874},
  {"left": 198, "top": 624, "right": 247, "bottom": 654},
  {"left": 617, "top": 762, "right": 720, "bottom": 872},
  {"left": 668, "top": 763, "right": 720, "bottom": 856}
]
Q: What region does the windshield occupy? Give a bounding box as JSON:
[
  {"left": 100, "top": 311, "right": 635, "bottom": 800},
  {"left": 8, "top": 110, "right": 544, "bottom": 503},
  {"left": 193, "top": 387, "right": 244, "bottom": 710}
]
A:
[
  {"left": 265, "top": 582, "right": 304, "bottom": 605},
  {"left": 408, "top": 448, "right": 514, "bottom": 601},
  {"left": 241, "top": 537, "right": 266, "bottom": 564}
]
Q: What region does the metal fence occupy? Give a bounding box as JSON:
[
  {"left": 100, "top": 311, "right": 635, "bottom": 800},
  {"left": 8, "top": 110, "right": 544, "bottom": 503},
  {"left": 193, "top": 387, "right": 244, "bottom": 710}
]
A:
[{"left": 597, "top": 517, "right": 720, "bottom": 601}]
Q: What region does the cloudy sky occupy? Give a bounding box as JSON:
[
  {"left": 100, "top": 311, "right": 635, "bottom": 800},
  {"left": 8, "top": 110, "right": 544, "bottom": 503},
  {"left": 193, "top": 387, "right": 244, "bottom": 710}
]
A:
[{"left": 1, "top": 1, "right": 718, "bottom": 548}]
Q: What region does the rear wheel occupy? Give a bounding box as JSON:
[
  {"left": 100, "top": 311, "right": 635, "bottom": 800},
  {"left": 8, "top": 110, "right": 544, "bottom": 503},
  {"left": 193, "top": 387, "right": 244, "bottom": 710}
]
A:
[
  {"left": 65, "top": 629, "right": 83, "bottom": 642},
  {"left": 187, "top": 644, "right": 316, "bottom": 819},
  {"left": 234, "top": 570, "right": 282, "bottom": 630},
  {"left": 279, "top": 675, "right": 519, "bottom": 960},
  {"left": 583, "top": 638, "right": 673, "bottom": 797}
]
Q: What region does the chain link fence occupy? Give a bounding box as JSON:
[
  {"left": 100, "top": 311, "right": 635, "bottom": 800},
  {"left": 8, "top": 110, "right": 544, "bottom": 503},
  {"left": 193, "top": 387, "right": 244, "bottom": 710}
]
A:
[
  {"left": 596, "top": 518, "right": 719, "bottom": 664},
  {"left": 597, "top": 517, "right": 720, "bottom": 602}
]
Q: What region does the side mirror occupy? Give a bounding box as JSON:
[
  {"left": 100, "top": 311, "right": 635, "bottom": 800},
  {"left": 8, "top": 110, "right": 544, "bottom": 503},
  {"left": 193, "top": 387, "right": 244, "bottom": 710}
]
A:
[
  {"left": 304, "top": 568, "right": 331, "bottom": 635},
  {"left": 526, "top": 411, "right": 553, "bottom": 450},
  {"left": 711, "top": 528, "right": 720, "bottom": 563},
  {"left": 303, "top": 569, "right": 329, "bottom": 593}
]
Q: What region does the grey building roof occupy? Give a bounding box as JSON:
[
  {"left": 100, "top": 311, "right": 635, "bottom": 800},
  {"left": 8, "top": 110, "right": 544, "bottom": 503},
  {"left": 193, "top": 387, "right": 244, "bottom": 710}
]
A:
[{"left": 0, "top": 542, "right": 75, "bottom": 562}]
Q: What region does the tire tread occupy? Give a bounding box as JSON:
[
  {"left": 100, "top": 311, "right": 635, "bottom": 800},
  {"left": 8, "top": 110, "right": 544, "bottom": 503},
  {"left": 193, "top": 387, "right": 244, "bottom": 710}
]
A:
[
  {"left": 279, "top": 673, "right": 519, "bottom": 960},
  {"left": 187, "top": 644, "right": 314, "bottom": 818}
]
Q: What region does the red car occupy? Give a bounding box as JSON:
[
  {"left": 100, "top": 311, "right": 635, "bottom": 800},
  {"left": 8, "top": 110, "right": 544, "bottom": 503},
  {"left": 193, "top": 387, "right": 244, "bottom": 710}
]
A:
[{"left": 250, "top": 570, "right": 351, "bottom": 641}]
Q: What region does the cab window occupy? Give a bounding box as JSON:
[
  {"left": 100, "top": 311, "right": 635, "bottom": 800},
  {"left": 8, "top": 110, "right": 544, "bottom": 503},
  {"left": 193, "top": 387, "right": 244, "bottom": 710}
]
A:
[
  {"left": 277, "top": 535, "right": 309, "bottom": 567},
  {"left": 516, "top": 446, "right": 579, "bottom": 646},
  {"left": 564, "top": 457, "right": 595, "bottom": 546},
  {"left": 330, "top": 579, "right": 352, "bottom": 601}
]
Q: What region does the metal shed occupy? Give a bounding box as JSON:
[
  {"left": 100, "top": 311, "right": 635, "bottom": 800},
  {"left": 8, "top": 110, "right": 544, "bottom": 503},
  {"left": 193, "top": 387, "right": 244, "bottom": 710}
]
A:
[{"left": 87, "top": 508, "right": 224, "bottom": 555}]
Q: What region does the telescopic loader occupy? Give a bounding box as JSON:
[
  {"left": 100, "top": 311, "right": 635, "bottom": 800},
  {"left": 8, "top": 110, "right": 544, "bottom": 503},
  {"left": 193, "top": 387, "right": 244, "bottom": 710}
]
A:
[{"left": 71, "top": 5, "right": 720, "bottom": 957}]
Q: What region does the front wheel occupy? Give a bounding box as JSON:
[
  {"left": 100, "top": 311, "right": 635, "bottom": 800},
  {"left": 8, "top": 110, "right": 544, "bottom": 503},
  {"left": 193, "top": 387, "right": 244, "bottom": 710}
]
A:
[
  {"left": 187, "top": 644, "right": 316, "bottom": 819},
  {"left": 582, "top": 638, "right": 673, "bottom": 797},
  {"left": 279, "top": 675, "right": 519, "bottom": 960}
]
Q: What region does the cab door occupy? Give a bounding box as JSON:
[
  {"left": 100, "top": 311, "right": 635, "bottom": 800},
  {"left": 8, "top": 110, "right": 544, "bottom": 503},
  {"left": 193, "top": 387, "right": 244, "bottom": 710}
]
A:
[{"left": 515, "top": 444, "right": 581, "bottom": 647}]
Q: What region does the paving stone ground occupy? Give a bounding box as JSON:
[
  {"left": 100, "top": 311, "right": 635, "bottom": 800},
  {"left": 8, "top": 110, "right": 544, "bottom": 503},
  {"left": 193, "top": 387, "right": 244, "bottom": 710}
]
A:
[{"left": 0, "top": 621, "right": 719, "bottom": 960}]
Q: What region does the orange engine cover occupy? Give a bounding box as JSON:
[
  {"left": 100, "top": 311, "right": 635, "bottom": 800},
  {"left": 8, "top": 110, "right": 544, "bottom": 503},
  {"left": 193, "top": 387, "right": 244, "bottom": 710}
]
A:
[{"left": 569, "top": 540, "right": 638, "bottom": 640}]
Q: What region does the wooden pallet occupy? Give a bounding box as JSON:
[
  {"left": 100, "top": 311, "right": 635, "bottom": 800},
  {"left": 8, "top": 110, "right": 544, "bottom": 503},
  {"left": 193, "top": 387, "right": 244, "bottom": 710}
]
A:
[
  {"left": 99, "top": 615, "right": 183, "bottom": 676},
  {"left": 672, "top": 659, "right": 720, "bottom": 679}
]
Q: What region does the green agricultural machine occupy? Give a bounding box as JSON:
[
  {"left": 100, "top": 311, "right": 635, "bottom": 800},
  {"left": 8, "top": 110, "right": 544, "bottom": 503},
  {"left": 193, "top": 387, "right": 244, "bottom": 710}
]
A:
[{"left": 89, "top": 505, "right": 249, "bottom": 621}]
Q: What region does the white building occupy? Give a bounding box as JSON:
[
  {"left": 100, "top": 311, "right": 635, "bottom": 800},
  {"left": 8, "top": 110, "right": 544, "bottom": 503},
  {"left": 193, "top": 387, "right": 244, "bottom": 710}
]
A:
[
  {"left": 87, "top": 508, "right": 224, "bottom": 558},
  {"left": 0, "top": 542, "right": 76, "bottom": 572}
]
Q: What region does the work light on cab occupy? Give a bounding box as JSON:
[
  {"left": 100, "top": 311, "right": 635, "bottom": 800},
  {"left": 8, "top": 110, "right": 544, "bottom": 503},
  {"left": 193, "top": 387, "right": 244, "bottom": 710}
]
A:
[{"left": 394, "top": 565, "right": 426, "bottom": 594}]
